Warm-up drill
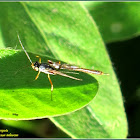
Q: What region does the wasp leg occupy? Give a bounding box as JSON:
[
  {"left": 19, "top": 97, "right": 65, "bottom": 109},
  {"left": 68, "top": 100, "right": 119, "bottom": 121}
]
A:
[
  {"left": 48, "top": 74, "right": 53, "bottom": 101},
  {"left": 35, "top": 71, "right": 40, "bottom": 80},
  {"left": 36, "top": 56, "right": 41, "bottom": 63}
]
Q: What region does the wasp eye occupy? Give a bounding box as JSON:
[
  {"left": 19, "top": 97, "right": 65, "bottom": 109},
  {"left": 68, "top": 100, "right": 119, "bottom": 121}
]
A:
[{"left": 34, "top": 62, "right": 40, "bottom": 68}]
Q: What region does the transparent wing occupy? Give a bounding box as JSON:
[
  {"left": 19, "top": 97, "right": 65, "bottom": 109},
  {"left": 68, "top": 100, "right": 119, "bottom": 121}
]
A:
[
  {"left": 67, "top": 68, "right": 109, "bottom": 75},
  {"left": 48, "top": 60, "right": 109, "bottom": 75},
  {"left": 60, "top": 64, "right": 109, "bottom": 75}
]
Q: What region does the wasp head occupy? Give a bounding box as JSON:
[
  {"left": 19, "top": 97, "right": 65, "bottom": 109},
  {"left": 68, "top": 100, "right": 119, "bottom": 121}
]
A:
[{"left": 31, "top": 61, "right": 40, "bottom": 71}]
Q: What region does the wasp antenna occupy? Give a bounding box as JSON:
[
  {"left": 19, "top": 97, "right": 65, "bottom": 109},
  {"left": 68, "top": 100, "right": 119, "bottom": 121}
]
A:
[{"left": 17, "top": 35, "right": 33, "bottom": 64}]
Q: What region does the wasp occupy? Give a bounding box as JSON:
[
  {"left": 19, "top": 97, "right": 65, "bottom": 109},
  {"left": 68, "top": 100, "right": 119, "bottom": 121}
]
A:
[{"left": 18, "top": 35, "right": 109, "bottom": 100}]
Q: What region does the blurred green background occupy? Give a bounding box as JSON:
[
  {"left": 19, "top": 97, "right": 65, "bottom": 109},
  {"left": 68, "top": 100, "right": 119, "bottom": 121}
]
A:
[{"left": 0, "top": 2, "right": 140, "bottom": 138}]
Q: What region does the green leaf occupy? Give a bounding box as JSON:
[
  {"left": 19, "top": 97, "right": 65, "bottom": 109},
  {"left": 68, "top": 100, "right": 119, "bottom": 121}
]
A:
[
  {"left": 82, "top": 2, "right": 140, "bottom": 43},
  {"left": 0, "top": 48, "right": 98, "bottom": 119},
  {"left": 0, "top": 2, "right": 98, "bottom": 120},
  {"left": 0, "top": 2, "right": 127, "bottom": 138}
]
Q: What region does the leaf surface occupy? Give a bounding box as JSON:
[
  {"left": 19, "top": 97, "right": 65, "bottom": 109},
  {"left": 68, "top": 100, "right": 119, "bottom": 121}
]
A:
[
  {"left": 83, "top": 2, "right": 140, "bottom": 43},
  {"left": 0, "top": 48, "right": 98, "bottom": 119},
  {"left": 0, "top": 2, "right": 127, "bottom": 138}
]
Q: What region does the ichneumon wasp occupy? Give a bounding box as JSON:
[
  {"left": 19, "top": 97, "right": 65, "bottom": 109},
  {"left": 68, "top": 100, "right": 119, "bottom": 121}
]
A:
[{"left": 18, "top": 35, "right": 109, "bottom": 100}]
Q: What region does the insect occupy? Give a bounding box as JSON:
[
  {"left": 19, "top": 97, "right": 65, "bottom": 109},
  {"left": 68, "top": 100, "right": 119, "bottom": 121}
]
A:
[{"left": 18, "top": 35, "right": 109, "bottom": 100}]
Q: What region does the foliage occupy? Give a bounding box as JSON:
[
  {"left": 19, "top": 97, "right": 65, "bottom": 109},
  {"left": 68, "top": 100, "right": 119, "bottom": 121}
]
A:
[
  {"left": 83, "top": 2, "right": 140, "bottom": 43},
  {"left": 0, "top": 2, "right": 129, "bottom": 138}
]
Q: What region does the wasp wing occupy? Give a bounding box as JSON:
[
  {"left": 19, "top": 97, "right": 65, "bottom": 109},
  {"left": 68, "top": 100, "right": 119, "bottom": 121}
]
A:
[
  {"left": 48, "top": 60, "right": 109, "bottom": 75},
  {"left": 60, "top": 64, "right": 109, "bottom": 75},
  {"left": 60, "top": 64, "right": 79, "bottom": 70}
]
